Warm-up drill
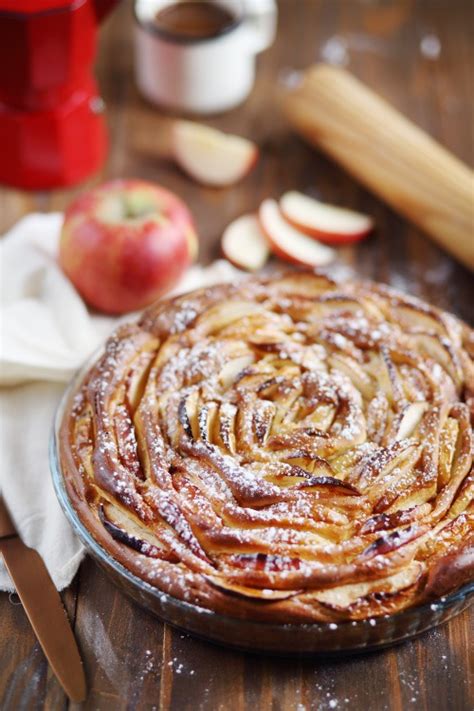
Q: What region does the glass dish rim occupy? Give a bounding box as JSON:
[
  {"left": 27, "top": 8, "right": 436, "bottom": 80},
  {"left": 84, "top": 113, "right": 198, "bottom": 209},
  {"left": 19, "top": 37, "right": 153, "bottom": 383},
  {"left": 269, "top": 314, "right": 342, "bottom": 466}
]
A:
[{"left": 50, "top": 352, "right": 474, "bottom": 638}]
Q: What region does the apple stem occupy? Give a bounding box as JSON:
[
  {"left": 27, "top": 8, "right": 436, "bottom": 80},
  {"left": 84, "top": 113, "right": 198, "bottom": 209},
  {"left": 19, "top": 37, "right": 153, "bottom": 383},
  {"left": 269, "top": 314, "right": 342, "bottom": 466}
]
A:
[{"left": 124, "top": 193, "right": 157, "bottom": 220}]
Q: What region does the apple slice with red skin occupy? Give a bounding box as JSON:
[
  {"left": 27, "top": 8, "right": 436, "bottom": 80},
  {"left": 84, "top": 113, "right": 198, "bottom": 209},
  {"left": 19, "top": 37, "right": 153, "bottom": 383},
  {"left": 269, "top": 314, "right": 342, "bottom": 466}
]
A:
[
  {"left": 280, "top": 191, "right": 374, "bottom": 244},
  {"left": 258, "top": 199, "right": 336, "bottom": 267},
  {"left": 221, "top": 214, "right": 269, "bottom": 271},
  {"left": 172, "top": 121, "right": 258, "bottom": 187}
]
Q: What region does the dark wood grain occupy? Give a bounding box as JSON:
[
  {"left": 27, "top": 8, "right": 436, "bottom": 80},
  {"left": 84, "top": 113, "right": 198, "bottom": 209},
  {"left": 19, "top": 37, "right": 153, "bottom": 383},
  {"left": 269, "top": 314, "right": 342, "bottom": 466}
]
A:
[{"left": 1, "top": 1, "right": 473, "bottom": 709}]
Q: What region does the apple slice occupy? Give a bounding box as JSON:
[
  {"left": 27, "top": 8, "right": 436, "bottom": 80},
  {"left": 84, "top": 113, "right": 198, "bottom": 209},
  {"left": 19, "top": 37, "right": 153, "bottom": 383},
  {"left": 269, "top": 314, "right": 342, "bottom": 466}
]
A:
[
  {"left": 259, "top": 199, "right": 336, "bottom": 267},
  {"left": 172, "top": 121, "right": 258, "bottom": 187},
  {"left": 221, "top": 214, "right": 269, "bottom": 271},
  {"left": 280, "top": 191, "right": 374, "bottom": 244}
]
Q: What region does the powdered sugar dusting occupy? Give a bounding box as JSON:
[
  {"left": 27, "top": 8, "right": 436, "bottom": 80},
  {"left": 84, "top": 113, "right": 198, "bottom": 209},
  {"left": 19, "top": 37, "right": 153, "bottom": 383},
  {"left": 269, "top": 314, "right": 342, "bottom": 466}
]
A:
[{"left": 65, "top": 272, "right": 474, "bottom": 625}]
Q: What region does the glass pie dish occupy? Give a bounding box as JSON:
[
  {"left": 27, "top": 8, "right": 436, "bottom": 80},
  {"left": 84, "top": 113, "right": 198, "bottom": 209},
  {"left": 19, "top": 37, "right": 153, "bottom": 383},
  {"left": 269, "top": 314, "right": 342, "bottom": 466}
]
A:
[{"left": 50, "top": 357, "right": 474, "bottom": 656}]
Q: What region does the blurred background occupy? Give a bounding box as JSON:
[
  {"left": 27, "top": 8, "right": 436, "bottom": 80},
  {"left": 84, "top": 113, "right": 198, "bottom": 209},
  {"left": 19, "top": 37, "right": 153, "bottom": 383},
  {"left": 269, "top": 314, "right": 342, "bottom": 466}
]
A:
[{"left": 1, "top": 1, "right": 472, "bottom": 324}]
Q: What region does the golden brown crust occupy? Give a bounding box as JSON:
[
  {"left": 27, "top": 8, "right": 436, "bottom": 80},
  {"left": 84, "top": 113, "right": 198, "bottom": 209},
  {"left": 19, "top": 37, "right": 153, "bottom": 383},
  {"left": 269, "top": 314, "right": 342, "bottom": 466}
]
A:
[{"left": 58, "top": 271, "right": 474, "bottom": 623}]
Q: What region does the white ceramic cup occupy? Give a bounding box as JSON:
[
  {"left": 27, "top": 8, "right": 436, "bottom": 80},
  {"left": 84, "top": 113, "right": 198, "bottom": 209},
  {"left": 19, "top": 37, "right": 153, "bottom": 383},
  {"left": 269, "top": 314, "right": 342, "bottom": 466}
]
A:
[{"left": 134, "top": 0, "right": 277, "bottom": 114}]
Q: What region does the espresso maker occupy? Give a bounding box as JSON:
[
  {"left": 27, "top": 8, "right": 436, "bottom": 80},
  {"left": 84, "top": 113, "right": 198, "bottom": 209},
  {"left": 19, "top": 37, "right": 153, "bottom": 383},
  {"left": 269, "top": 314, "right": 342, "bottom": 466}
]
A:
[{"left": 0, "top": 0, "right": 119, "bottom": 189}]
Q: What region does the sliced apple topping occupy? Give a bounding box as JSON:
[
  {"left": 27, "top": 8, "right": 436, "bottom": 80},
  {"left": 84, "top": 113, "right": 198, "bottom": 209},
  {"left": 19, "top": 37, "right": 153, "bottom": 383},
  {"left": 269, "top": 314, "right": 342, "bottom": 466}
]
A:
[
  {"left": 219, "top": 354, "right": 255, "bottom": 389},
  {"left": 280, "top": 191, "right": 374, "bottom": 244},
  {"left": 312, "top": 562, "right": 422, "bottom": 610},
  {"left": 205, "top": 575, "right": 301, "bottom": 600},
  {"left": 221, "top": 214, "right": 269, "bottom": 271},
  {"left": 172, "top": 121, "right": 258, "bottom": 187},
  {"left": 395, "top": 402, "right": 428, "bottom": 441},
  {"left": 197, "top": 300, "right": 259, "bottom": 334},
  {"left": 259, "top": 199, "right": 336, "bottom": 267}
]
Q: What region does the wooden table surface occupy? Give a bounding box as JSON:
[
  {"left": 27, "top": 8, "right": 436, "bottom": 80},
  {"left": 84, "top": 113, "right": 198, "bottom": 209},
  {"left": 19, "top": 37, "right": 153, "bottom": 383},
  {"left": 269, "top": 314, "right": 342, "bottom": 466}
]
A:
[{"left": 1, "top": 1, "right": 473, "bottom": 709}]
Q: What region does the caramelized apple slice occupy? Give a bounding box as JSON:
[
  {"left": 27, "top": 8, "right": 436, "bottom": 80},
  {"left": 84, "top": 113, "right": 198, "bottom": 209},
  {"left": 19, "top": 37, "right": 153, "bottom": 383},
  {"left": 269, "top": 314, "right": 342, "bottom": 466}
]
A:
[
  {"left": 395, "top": 402, "right": 428, "bottom": 440},
  {"left": 206, "top": 575, "right": 300, "bottom": 600},
  {"left": 178, "top": 389, "right": 200, "bottom": 440},
  {"left": 196, "top": 300, "right": 258, "bottom": 333},
  {"left": 219, "top": 354, "right": 254, "bottom": 389},
  {"left": 357, "top": 524, "right": 426, "bottom": 561},
  {"left": 99, "top": 502, "right": 175, "bottom": 560},
  {"left": 311, "top": 562, "right": 422, "bottom": 610}
]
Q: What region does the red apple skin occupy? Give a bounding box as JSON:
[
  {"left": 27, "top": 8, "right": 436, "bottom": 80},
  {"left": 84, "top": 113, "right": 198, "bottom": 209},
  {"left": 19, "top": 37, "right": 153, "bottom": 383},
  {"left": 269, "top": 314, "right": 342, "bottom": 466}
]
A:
[
  {"left": 59, "top": 179, "right": 198, "bottom": 314},
  {"left": 257, "top": 214, "right": 315, "bottom": 268},
  {"left": 280, "top": 210, "right": 373, "bottom": 245}
]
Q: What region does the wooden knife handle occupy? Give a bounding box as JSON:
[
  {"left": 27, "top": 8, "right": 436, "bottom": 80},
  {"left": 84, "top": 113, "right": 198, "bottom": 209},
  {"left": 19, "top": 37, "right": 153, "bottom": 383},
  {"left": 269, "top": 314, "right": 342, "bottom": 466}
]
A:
[
  {"left": 0, "top": 497, "right": 16, "bottom": 538},
  {"left": 281, "top": 64, "right": 474, "bottom": 270}
]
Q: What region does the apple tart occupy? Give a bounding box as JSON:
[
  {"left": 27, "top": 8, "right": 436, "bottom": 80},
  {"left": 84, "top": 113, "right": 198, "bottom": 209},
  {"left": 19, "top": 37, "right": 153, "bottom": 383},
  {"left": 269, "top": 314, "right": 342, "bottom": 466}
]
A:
[{"left": 59, "top": 272, "right": 474, "bottom": 622}]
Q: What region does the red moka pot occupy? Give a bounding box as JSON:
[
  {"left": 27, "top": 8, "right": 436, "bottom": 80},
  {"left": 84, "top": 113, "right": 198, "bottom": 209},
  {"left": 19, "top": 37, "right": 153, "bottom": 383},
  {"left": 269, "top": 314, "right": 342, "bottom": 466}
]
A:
[{"left": 0, "top": 0, "right": 119, "bottom": 189}]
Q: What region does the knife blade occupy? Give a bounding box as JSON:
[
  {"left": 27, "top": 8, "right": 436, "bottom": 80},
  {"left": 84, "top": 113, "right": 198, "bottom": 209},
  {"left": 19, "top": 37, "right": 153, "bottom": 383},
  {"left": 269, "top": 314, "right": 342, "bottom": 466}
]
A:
[{"left": 0, "top": 497, "right": 86, "bottom": 702}]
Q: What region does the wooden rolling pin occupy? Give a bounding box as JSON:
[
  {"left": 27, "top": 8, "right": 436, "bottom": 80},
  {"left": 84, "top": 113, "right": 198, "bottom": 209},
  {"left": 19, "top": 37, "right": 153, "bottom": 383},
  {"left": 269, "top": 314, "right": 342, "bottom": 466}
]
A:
[{"left": 281, "top": 64, "right": 474, "bottom": 270}]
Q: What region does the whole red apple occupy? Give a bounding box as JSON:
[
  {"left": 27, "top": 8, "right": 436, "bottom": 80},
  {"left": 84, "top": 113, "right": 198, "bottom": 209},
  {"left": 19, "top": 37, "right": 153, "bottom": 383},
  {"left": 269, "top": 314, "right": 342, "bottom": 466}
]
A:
[{"left": 59, "top": 179, "right": 198, "bottom": 314}]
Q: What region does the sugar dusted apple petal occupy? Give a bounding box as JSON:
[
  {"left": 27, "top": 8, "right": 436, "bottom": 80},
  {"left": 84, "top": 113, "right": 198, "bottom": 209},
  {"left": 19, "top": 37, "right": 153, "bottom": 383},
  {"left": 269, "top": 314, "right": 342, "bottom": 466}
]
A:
[
  {"left": 268, "top": 271, "right": 338, "bottom": 296},
  {"left": 311, "top": 562, "right": 423, "bottom": 610},
  {"left": 395, "top": 402, "right": 428, "bottom": 440},
  {"left": 219, "top": 354, "right": 255, "bottom": 389},
  {"left": 196, "top": 300, "right": 259, "bottom": 334},
  {"left": 206, "top": 575, "right": 301, "bottom": 600}
]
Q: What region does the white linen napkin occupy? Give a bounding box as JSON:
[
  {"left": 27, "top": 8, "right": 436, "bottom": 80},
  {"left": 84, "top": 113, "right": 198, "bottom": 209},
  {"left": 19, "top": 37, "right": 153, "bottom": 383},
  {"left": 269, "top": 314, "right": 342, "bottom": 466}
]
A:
[{"left": 0, "top": 212, "right": 243, "bottom": 591}]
